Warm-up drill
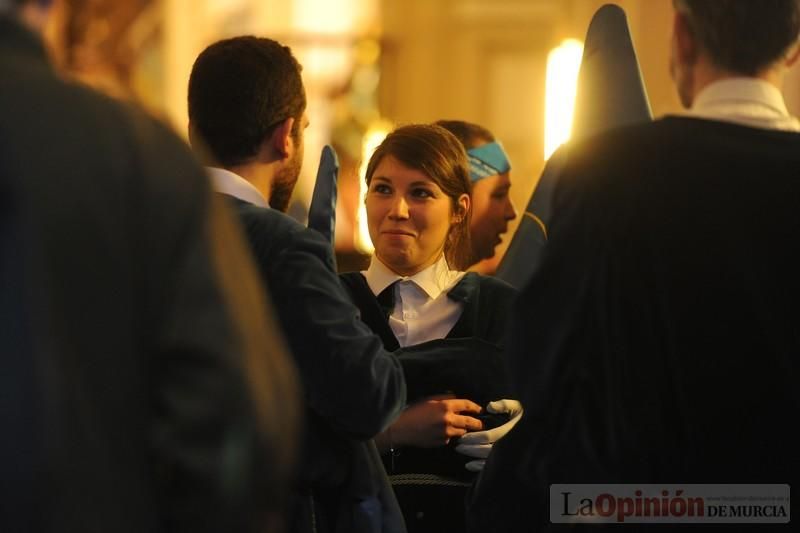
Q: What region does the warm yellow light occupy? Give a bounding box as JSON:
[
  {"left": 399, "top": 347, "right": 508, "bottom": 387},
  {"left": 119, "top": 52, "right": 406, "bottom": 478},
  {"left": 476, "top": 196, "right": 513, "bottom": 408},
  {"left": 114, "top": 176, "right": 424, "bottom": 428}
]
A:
[
  {"left": 544, "top": 39, "right": 584, "bottom": 160},
  {"left": 355, "top": 120, "right": 393, "bottom": 254}
]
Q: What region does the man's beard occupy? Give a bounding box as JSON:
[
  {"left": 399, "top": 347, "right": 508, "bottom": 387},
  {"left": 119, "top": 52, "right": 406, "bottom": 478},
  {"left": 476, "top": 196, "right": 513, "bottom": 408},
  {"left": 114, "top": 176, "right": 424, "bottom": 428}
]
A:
[{"left": 269, "top": 154, "right": 302, "bottom": 212}]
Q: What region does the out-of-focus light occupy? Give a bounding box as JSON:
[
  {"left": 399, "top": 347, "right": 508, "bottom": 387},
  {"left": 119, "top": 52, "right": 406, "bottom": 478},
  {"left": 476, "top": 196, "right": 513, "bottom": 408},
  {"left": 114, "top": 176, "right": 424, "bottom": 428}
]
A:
[
  {"left": 299, "top": 45, "right": 352, "bottom": 87},
  {"left": 355, "top": 120, "right": 393, "bottom": 254},
  {"left": 293, "top": 0, "right": 360, "bottom": 34},
  {"left": 206, "top": 0, "right": 248, "bottom": 16},
  {"left": 544, "top": 39, "right": 583, "bottom": 160},
  {"left": 355, "top": 38, "right": 381, "bottom": 65}
]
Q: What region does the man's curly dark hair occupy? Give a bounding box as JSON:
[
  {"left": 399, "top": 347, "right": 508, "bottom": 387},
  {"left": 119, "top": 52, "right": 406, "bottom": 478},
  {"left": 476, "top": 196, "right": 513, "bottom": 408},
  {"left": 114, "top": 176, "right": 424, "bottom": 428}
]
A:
[{"left": 188, "top": 36, "right": 306, "bottom": 168}]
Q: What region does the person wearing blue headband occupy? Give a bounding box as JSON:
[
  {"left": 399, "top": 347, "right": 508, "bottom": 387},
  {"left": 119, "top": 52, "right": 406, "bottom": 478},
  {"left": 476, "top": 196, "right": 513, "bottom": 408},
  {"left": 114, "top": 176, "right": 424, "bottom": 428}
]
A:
[{"left": 435, "top": 120, "right": 517, "bottom": 268}]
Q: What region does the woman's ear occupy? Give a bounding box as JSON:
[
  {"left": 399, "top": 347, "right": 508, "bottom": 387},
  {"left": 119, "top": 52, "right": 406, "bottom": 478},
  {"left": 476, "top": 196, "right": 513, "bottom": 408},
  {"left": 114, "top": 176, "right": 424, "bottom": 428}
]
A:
[{"left": 452, "top": 193, "right": 470, "bottom": 224}]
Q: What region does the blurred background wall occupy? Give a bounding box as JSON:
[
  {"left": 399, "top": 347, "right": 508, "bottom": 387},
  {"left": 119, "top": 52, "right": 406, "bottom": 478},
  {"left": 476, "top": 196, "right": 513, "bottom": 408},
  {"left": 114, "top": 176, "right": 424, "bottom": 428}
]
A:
[{"left": 41, "top": 0, "right": 800, "bottom": 272}]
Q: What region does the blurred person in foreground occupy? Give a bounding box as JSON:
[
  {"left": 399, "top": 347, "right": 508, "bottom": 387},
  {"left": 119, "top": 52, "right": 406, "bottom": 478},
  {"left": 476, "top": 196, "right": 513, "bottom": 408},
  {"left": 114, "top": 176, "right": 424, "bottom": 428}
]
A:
[
  {"left": 435, "top": 120, "right": 517, "bottom": 271},
  {"left": 468, "top": 0, "right": 800, "bottom": 531},
  {"left": 188, "top": 36, "right": 407, "bottom": 533},
  {"left": 0, "top": 1, "right": 299, "bottom": 532}
]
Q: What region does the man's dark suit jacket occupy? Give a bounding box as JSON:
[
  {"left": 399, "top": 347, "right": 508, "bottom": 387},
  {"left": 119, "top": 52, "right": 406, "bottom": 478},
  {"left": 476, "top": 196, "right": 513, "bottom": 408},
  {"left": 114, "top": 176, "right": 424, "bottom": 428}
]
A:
[
  {"left": 225, "top": 196, "right": 407, "bottom": 533},
  {"left": 0, "top": 17, "right": 292, "bottom": 533},
  {"left": 468, "top": 116, "right": 800, "bottom": 531}
]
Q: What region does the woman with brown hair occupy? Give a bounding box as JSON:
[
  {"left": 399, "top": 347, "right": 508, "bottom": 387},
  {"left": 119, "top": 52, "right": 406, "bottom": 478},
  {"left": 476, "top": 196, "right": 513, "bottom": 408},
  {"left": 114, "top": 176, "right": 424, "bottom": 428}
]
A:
[{"left": 339, "top": 124, "right": 520, "bottom": 532}]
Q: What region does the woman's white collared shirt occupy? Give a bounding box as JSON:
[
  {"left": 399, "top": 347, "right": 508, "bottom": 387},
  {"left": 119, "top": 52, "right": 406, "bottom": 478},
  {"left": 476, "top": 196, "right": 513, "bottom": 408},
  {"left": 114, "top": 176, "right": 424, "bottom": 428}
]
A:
[{"left": 363, "top": 255, "right": 466, "bottom": 347}]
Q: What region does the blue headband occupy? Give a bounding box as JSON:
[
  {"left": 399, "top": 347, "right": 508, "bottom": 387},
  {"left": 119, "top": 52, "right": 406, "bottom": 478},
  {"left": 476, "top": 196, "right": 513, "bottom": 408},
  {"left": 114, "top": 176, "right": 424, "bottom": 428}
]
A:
[{"left": 466, "top": 141, "right": 511, "bottom": 182}]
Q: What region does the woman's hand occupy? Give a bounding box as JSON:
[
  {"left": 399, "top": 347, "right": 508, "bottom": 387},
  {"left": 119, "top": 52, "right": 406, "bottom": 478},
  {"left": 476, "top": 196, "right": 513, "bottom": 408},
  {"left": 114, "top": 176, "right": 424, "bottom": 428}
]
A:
[{"left": 390, "top": 395, "right": 483, "bottom": 448}]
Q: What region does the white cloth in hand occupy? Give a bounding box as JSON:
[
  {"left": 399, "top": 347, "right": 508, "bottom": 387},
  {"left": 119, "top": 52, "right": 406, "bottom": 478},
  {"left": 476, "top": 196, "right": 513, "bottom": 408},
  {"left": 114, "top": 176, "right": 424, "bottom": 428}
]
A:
[
  {"left": 465, "top": 459, "right": 485, "bottom": 472},
  {"left": 455, "top": 399, "right": 523, "bottom": 461}
]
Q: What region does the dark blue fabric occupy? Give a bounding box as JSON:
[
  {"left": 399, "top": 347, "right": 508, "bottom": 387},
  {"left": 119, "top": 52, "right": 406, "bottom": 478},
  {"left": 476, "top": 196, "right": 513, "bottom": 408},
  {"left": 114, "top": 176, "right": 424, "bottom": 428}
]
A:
[
  {"left": 1, "top": 16, "right": 266, "bottom": 532},
  {"left": 226, "top": 197, "right": 407, "bottom": 533},
  {"left": 339, "top": 271, "right": 516, "bottom": 532},
  {"left": 0, "top": 167, "right": 41, "bottom": 533},
  {"left": 308, "top": 145, "right": 339, "bottom": 247},
  {"left": 468, "top": 117, "right": 800, "bottom": 532}
]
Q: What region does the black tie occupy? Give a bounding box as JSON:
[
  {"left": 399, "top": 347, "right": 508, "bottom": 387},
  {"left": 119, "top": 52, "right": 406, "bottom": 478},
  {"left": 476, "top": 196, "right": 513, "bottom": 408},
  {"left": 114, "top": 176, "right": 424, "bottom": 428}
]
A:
[{"left": 376, "top": 282, "right": 396, "bottom": 319}]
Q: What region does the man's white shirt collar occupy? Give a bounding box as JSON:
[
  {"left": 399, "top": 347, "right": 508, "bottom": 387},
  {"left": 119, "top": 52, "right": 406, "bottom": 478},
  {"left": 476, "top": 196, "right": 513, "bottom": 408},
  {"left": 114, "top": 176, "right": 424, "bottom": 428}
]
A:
[
  {"left": 364, "top": 255, "right": 463, "bottom": 299},
  {"left": 206, "top": 167, "right": 269, "bottom": 208},
  {"left": 685, "top": 78, "right": 800, "bottom": 132}
]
